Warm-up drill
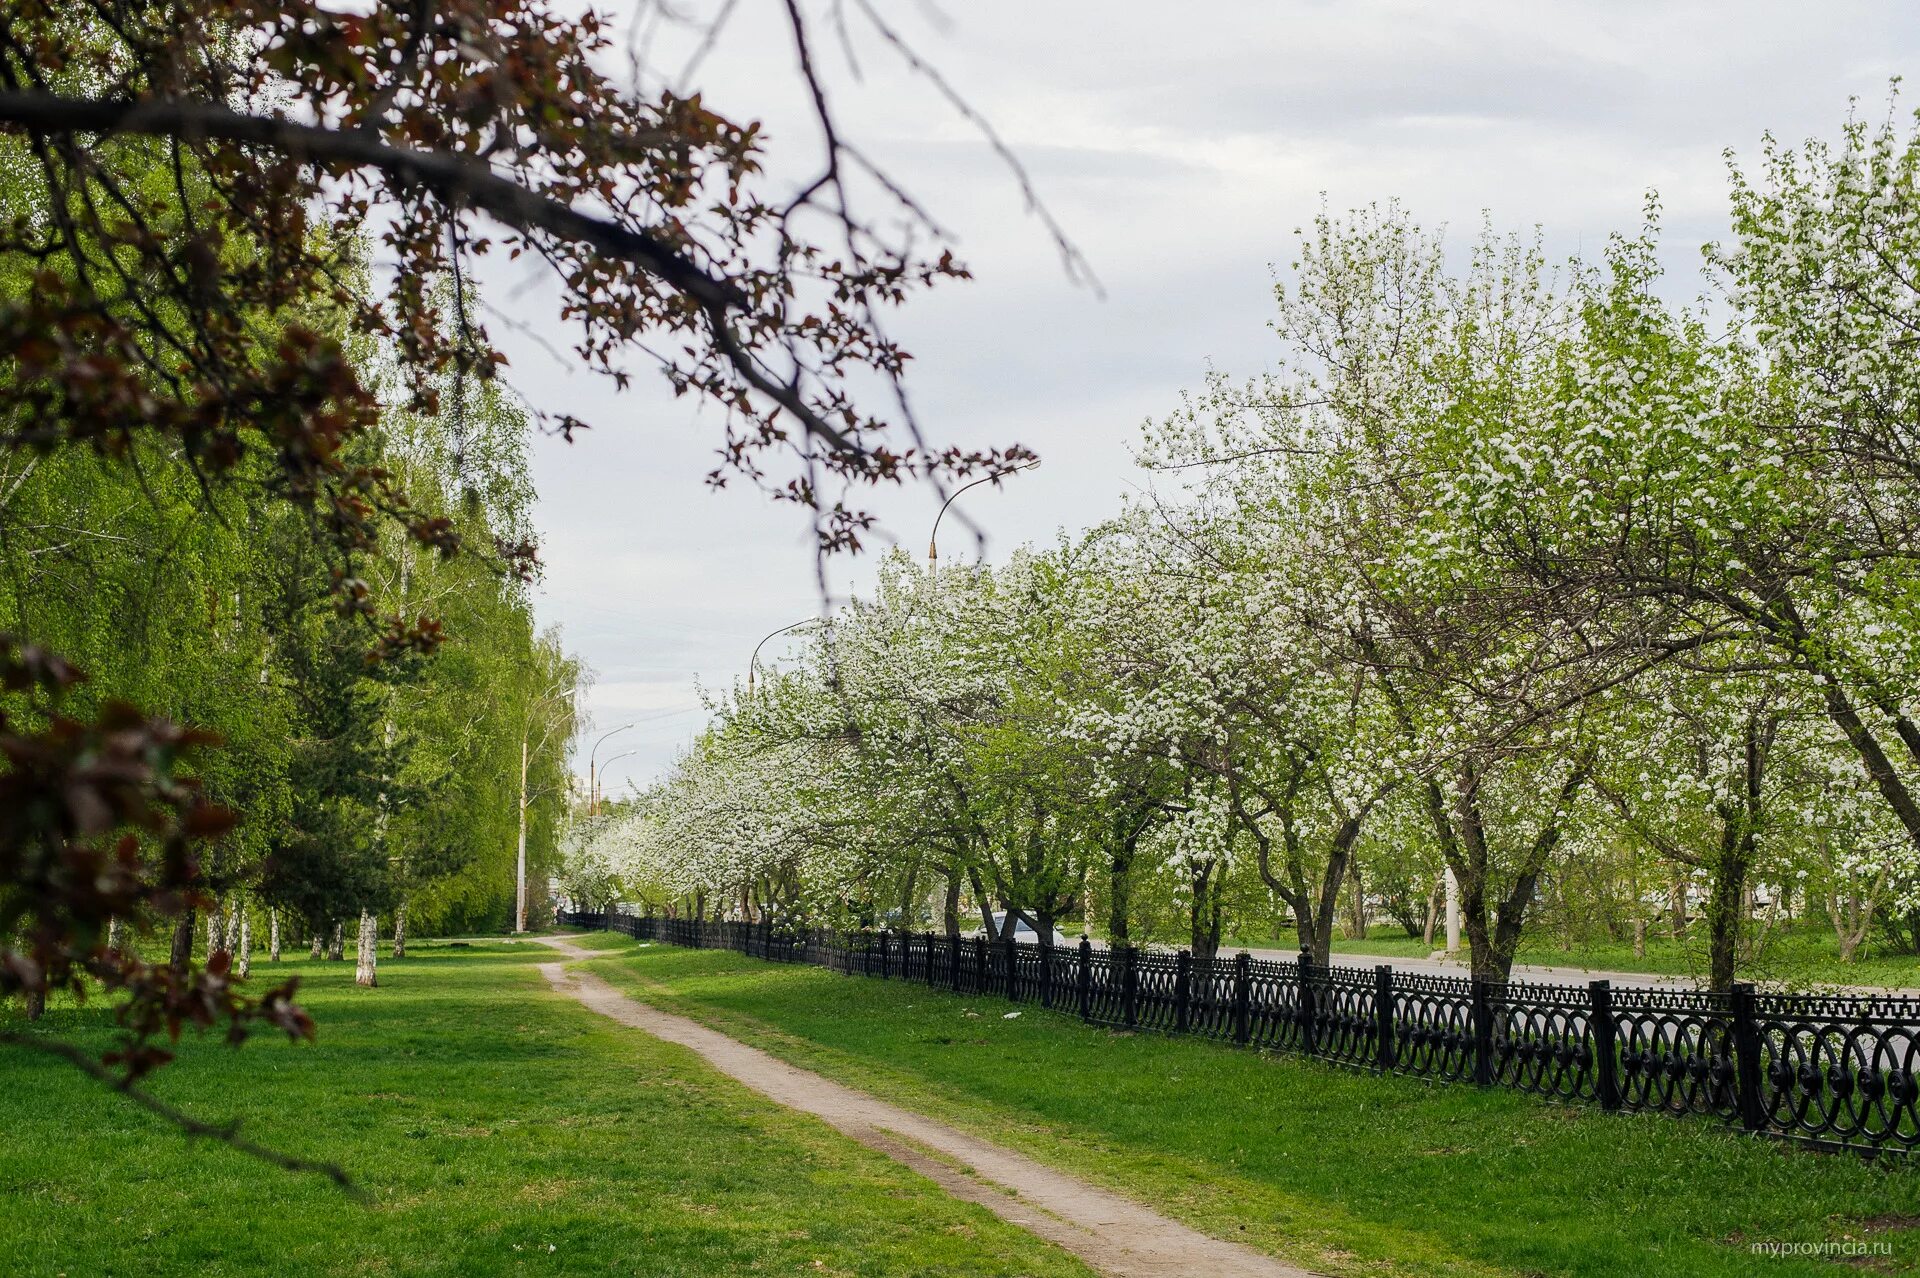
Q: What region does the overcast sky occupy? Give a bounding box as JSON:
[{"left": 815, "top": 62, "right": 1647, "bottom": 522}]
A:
[{"left": 498, "top": 1, "right": 1920, "bottom": 796}]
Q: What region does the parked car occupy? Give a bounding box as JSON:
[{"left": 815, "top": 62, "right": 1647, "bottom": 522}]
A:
[{"left": 967, "top": 911, "right": 1075, "bottom": 946}]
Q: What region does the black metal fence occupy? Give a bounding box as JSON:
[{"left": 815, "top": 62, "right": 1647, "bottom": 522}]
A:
[{"left": 559, "top": 908, "right": 1920, "bottom": 1157}]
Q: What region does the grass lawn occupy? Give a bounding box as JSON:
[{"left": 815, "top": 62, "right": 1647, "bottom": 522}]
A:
[
  {"left": 577, "top": 935, "right": 1920, "bottom": 1278},
  {"left": 0, "top": 939, "right": 1093, "bottom": 1278}
]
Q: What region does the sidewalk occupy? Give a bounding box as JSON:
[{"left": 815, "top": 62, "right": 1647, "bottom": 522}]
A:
[
  {"left": 1092, "top": 939, "right": 1920, "bottom": 996},
  {"left": 1263, "top": 947, "right": 1696, "bottom": 991}
]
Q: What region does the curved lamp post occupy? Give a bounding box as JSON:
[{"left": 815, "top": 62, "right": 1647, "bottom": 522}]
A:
[
  {"left": 747, "top": 616, "right": 824, "bottom": 697},
  {"left": 587, "top": 723, "right": 636, "bottom": 818},
  {"left": 927, "top": 458, "right": 1040, "bottom": 572},
  {"left": 593, "top": 747, "right": 642, "bottom": 814}
]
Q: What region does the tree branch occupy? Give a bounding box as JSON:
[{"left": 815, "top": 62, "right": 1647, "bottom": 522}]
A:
[{"left": 0, "top": 89, "right": 860, "bottom": 456}]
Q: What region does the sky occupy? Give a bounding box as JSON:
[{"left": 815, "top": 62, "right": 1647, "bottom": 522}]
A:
[{"left": 496, "top": 1, "right": 1920, "bottom": 797}]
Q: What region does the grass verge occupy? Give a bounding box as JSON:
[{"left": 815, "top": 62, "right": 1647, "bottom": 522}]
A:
[
  {"left": 0, "top": 938, "right": 1093, "bottom": 1278},
  {"left": 578, "top": 936, "right": 1920, "bottom": 1278}
]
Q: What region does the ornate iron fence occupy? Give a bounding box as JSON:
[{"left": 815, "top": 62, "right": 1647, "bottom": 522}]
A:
[{"left": 557, "top": 909, "right": 1920, "bottom": 1156}]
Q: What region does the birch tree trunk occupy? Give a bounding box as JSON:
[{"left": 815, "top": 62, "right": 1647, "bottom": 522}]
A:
[
  {"left": 237, "top": 911, "right": 252, "bottom": 978},
  {"left": 516, "top": 735, "right": 530, "bottom": 933},
  {"left": 107, "top": 916, "right": 125, "bottom": 955},
  {"left": 393, "top": 899, "right": 408, "bottom": 958},
  {"left": 327, "top": 920, "right": 344, "bottom": 961},
  {"left": 206, "top": 904, "right": 223, "bottom": 956},
  {"left": 355, "top": 909, "right": 378, "bottom": 987},
  {"left": 269, "top": 908, "right": 282, "bottom": 962},
  {"left": 310, "top": 929, "right": 323, "bottom": 959}
]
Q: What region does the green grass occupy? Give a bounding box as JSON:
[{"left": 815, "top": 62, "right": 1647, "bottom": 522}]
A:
[
  {"left": 579, "top": 936, "right": 1920, "bottom": 1278},
  {"left": 0, "top": 939, "right": 1093, "bottom": 1278}
]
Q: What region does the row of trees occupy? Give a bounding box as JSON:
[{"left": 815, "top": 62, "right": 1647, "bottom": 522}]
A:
[
  {"left": 0, "top": 284, "right": 583, "bottom": 988},
  {"left": 0, "top": 120, "right": 583, "bottom": 1000},
  {"left": 570, "top": 102, "right": 1920, "bottom": 991}
]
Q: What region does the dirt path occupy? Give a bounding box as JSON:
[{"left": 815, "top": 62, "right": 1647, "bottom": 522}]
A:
[{"left": 533, "top": 934, "right": 1314, "bottom": 1278}]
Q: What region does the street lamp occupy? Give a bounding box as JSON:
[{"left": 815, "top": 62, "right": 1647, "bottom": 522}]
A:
[
  {"left": 587, "top": 723, "right": 636, "bottom": 818},
  {"left": 747, "top": 617, "right": 824, "bottom": 697},
  {"left": 927, "top": 458, "right": 1041, "bottom": 571},
  {"left": 593, "top": 748, "right": 641, "bottom": 813}
]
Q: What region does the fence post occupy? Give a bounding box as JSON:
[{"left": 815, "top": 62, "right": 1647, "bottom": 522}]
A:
[
  {"left": 1174, "top": 950, "right": 1192, "bottom": 1034},
  {"left": 1470, "top": 975, "right": 1494, "bottom": 1087},
  {"left": 1233, "top": 951, "right": 1251, "bottom": 1045},
  {"left": 881, "top": 930, "right": 893, "bottom": 979},
  {"left": 973, "top": 936, "right": 988, "bottom": 994},
  {"left": 1078, "top": 938, "right": 1093, "bottom": 1022},
  {"left": 951, "top": 934, "right": 963, "bottom": 992},
  {"left": 1297, "top": 949, "right": 1317, "bottom": 1056},
  {"left": 1590, "top": 979, "right": 1620, "bottom": 1111},
  {"left": 1731, "top": 982, "right": 1766, "bottom": 1131},
  {"left": 1374, "top": 965, "right": 1396, "bottom": 1071},
  {"left": 1122, "top": 945, "right": 1139, "bottom": 1029},
  {"left": 1040, "top": 938, "right": 1054, "bottom": 1009},
  {"left": 1003, "top": 932, "right": 1019, "bottom": 1002}
]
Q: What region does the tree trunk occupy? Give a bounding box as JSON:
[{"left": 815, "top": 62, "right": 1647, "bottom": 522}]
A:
[
  {"left": 393, "top": 898, "right": 408, "bottom": 958},
  {"left": 205, "top": 904, "right": 223, "bottom": 958},
  {"left": 515, "top": 736, "right": 530, "bottom": 933},
  {"left": 1108, "top": 849, "right": 1133, "bottom": 944},
  {"left": 170, "top": 910, "right": 197, "bottom": 976},
  {"left": 107, "top": 916, "right": 125, "bottom": 955},
  {"left": 1346, "top": 858, "right": 1368, "bottom": 941},
  {"left": 1632, "top": 915, "right": 1647, "bottom": 959},
  {"left": 310, "top": 929, "right": 323, "bottom": 960},
  {"left": 898, "top": 863, "right": 920, "bottom": 928},
  {"left": 1189, "top": 859, "right": 1223, "bottom": 960},
  {"left": 1193, "top": 886, "right": 1224, "bottom": 961},
  {"left": 943, "top": 867, "right": 962, "bottom": 940},
  {"left": 1705, "top": 846, "right": 1745, "bottom": 993},
  {"left": 269, "top": 908, "right": 282, "bottom": 962},
  {"left": 327, "top": 920, "right": 344, "bottom": 962},
  {"left": 1108, "top": 817, "right": 1148, "bottom": 944},
  {"left": 1250, "top": 815, "right": 1361, "bottom": 966},
  {"left": 968, "top": 865, "right": 998, "bottom": 939},
  {"left": 23, "top": 986, "right": 44, "bottom": 1020},
  {"left": 1670, "top": 870, "right": 1688, "bottom": 937},
  {"left": 355, "top": 910, "right": 378, "bottom": 987},
  {"left": 1421, "top": 876, "right": 1441, "bottom": 948},
  {"left": 237, "top": 911, "right": 251, "bottom": 979}
]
